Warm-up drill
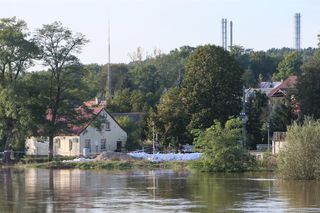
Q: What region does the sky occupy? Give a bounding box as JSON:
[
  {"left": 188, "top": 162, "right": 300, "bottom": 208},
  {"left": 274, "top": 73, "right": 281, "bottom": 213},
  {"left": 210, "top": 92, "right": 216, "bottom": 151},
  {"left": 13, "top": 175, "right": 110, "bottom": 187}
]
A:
[{"left": 2, "top": 0, "right": 320, "bottom": 65}]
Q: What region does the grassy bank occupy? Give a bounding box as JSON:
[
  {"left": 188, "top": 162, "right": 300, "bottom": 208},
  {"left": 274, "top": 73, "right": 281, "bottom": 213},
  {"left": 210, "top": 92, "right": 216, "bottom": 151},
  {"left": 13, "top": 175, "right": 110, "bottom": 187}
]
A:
[
  {"left": 11, "top": 151, "right": 278, "bottom": 172},
  {"left": 21, "top": 160, "right": 190, "bottom": 170}
]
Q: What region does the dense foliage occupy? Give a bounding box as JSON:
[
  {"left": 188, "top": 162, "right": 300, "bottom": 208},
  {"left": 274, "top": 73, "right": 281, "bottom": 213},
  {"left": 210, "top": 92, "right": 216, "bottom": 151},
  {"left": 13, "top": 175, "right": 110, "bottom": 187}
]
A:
[
  {"left": 193, "top": 118, "right": 255, "bottom": 172},
  {"left": 296, "top": 51, "right": 320, "bottom": 118},
  {"left": 115, "top": 116, "right": 144, "bottom": 151},
  {"left": 278, "top": 118, "right": 320, "bottom": 180},
  {"left": 245, "top": 91, "right": 269, "bottom": 149},
  {"left": 1, "top": 16, "right": 320, "bottom": 165},
  {"left": 0, "top": 17, "right": 39, "bottom": 161},
  {"left": 182, "top": 45, "right": 243, "bottom": 130},
  {"left": 152, "top": 87, "right": 191, "bottom": 148}
]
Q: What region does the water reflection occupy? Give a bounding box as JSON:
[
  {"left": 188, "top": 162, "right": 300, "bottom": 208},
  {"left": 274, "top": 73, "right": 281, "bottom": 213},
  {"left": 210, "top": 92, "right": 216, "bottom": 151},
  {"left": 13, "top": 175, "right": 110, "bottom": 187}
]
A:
[{"left": 0, "top": 168, "right": 319, "bottom": 212}]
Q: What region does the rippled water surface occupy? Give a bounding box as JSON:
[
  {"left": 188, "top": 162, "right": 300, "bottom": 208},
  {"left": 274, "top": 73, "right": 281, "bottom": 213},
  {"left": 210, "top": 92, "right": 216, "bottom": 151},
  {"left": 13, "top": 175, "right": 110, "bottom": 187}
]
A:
[{"left": 0, "top": 168, "right": 320, "bottom": 212}]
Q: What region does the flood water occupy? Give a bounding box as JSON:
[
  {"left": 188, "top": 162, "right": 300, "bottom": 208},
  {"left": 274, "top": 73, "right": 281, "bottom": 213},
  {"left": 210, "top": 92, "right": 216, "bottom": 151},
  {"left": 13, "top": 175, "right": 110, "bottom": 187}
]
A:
[{"left": 0, "top": 168, "right": 320, "bottom": 212}]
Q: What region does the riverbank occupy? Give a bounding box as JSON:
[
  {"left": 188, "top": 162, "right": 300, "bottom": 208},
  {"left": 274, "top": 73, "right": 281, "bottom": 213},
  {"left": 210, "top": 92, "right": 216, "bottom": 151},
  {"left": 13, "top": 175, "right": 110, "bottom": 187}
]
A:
[
  {"left": 5, "top": 151, "right": 277, "bottom": 172},
  {"left": 13, "top": 159, "right": 275, "bottom": 173},
  {"left": 18, "top": 159, "right": 190, "bottom": 170}
]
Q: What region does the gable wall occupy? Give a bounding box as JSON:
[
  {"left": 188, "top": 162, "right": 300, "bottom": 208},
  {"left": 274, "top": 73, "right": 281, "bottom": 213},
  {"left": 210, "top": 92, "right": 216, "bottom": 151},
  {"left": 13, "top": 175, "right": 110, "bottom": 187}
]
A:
[{"left": 79, "top": 110, "right": 127, "bottom": 155}]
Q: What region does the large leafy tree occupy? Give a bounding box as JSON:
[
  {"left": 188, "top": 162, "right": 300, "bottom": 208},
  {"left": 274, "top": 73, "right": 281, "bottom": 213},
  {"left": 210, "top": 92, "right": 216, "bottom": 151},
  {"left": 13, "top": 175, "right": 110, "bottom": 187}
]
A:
[
  {"left": 181, "top": 45, "right": 243, "bottom": 130},
  {"left": 0, "top": 17, "right": 38, "bottom": 161},
  {"left": 152, "top": 87, "right": 191, "bottom": 148},
  {"left": 272, "top": 51, "right": 302, "bottom": 81},
  {"left": 296, "top": 50, "right": 320, "bottom": 118},
  {"left": 34, "top": 21, "right": 88, "bottom": 160}
]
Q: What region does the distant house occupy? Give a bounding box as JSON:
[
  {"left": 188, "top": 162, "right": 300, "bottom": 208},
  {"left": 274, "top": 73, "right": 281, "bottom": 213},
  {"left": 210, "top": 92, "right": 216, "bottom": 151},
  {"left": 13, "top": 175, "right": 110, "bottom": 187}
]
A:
[
  {"left": 246, "top": 76, "right": 300, "bottom": 116},
  {"left": 245, "top": 81, "right": 282, "bottom": 102},
  {"left": 267, "top": 76, "right": 298, "bottom": 103},
  {"left": 245, "top": 76, "right": 298, "bottom": 102},
  {"left": 26, "top": 99, "right": 127, "bottom": 156}
]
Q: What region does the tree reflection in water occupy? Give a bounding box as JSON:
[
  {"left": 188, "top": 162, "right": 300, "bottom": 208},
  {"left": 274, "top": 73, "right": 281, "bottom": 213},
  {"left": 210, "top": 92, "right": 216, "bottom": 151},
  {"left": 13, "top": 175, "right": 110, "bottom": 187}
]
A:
[{"left": 0, "top": 168, "right": 319, "bottom": 212}]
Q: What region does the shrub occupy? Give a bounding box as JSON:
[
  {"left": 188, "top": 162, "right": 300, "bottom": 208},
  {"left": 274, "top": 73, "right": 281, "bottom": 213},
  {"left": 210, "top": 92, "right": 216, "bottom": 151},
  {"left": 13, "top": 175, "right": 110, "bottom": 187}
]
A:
[
  {"left": 278, "top": 118, "right": 320, "bottom": 180},
  {"left": 193, "top": 118, "right": 255, "bottom": 172}
]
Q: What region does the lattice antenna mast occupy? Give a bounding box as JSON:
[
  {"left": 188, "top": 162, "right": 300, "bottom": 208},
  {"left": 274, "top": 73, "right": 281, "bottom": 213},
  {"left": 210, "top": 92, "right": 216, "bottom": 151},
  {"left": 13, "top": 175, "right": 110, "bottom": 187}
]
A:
[
  {"left": 295, "top": 13, "right": 301, "bottom": 51},
  {"left": 221, "top": 18, "right": 230, "bottom": 50},
  {"left": 230, "top": 21, "right": 233, "bottom": 49}
]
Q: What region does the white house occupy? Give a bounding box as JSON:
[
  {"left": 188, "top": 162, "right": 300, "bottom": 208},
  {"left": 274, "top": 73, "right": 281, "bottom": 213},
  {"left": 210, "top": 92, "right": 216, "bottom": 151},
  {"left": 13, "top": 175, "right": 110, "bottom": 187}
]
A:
[{"left": 26, "top": 99, "right": 127, "bottom": 156}]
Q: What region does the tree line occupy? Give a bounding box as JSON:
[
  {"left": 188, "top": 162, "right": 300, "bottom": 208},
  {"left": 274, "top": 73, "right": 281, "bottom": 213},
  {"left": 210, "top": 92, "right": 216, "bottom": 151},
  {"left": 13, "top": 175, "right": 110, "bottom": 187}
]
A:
[{"left": 1, "top": 17, "right": 320, "bottom": 162}]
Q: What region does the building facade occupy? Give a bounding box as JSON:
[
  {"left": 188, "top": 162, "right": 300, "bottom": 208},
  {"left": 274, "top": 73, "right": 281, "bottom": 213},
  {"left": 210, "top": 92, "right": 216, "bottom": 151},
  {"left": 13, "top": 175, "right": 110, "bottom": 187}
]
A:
[{"left": 26, "top": 100, "right": 127, "bottom": 156}]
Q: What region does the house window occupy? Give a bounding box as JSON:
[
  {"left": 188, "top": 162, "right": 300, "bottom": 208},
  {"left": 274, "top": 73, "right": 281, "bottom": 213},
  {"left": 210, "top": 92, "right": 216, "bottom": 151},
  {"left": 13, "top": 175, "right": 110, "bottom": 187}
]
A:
[
  {"left": 85, "top": 139, "right": 91, "bottom": 149},
  {"left": 101, "top": 139, "right": 106, "bottom": 151},
  {"left": 69, "top": 139, "right": 72, "bottom": 151},
  {"left": 105, "top": 121, "right": 111, "bottom": 131},
  {"left": 55, "top": 138, "right": 61, "bottom": 148}
]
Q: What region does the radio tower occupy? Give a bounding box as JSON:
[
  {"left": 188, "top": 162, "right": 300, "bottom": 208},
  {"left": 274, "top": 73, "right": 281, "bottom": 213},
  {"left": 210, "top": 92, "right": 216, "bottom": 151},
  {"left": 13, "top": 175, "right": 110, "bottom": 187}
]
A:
[
  {"left": 230, "top": 21, "right": 233, "bottom": 49},
  {"left": 221, "top": 18, "right": 233, "bottom": 50},
  {"left": 106, "top": 20, "right": 111, "bottom": 101},
  {"left": 221, "top": 18, "right": 227, "bottom": 50},
  {"left": 295, "top": 13, "right": 301, "bottom": 51}
]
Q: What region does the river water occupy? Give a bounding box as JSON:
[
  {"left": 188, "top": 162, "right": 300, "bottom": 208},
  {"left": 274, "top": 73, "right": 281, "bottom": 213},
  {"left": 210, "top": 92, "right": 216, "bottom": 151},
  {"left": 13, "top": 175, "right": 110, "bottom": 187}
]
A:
[{"left": 0, "top": 168, "right": 320, "bottom": 212}]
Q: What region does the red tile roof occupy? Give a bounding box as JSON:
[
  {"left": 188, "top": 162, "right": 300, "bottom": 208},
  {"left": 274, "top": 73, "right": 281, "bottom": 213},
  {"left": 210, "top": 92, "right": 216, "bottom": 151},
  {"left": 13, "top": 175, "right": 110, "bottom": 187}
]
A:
[
  {"left": 268, "top": 76, "right": 298, "bottom": 98},
  {"left": 69, "top": 100, "right": 106, "bottom": 135}
]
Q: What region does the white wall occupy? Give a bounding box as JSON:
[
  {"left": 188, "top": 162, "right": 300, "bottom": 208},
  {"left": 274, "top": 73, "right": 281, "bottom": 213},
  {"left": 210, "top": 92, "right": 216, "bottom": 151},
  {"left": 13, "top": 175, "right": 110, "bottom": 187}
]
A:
[
  {"left": 272, "top": 140, "right": 286, "bottom": 155},
  {"left": 26, "top": 137, "right": 49, "bottom": 156},
  {"left": 54, "top": 136, "right": 81, "bottom": 156},
  {"left": 79, "top": 110, "right": 127, "bottom": 156},
  {"left": 25, "top": 110, "right": 127, "bottom": 157}
]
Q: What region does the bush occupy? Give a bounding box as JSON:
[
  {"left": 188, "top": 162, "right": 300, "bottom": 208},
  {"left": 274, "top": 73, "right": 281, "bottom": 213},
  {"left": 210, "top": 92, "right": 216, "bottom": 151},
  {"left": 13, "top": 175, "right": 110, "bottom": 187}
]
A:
[
  {"left": 278, "top": 118, "right": 320, "bottom": 180},
  {"left": 193, "top": 118, "right": 256, "bottom": 172},
  {"left": 256, "top": 152, "right": 278, "bottom": 171}
]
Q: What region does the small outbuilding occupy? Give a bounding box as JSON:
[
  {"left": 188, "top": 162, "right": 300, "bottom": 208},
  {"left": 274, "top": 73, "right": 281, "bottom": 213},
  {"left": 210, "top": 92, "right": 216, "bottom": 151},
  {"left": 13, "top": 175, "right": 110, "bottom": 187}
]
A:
[{"left": 272, "top": 132, "right": 286, "bottom": 155}]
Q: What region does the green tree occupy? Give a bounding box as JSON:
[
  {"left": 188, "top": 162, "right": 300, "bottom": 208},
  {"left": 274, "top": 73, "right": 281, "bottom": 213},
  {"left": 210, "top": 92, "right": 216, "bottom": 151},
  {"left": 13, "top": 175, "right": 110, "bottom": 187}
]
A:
[
  {"left": 0, "top": 17, "right": 38, "bottom": 161},
  {"left": 269, "top": 103, "right": 293, "bottom": 132},
  {"left": 229, "top": 45, "right": 252, "bottom": 70},
  {"left": 241, "top": 67, "right": 257, "bottom": 88},
  {"left": 100, "top": 64, "right": 131, "bottom": 95},
  {"left": 278, "top": 118, "right": 320, "bottom": 180},
  {"left": 34, "top": 21, "right": 89, "bottom": 161},
  {"left": 272, "top": 51, "right": 302, "bottom": 81},
  {"left": 249, "top": 51, "right": 278, "bottom": 80},
  {"left": 296, "top": 51, "right": 320, "bottom": 118},
  {"left": 115, "top": 116, "right": 143, "bottom": 151},
  {"left": 245, "top": 91, "right": 268, "bottom": 149},
  {"left": 130, "top": 64, "right": 160, "bottom": 93},
  {"left": 145, "top": 46, "right": 194, "bottom": 90},
  {"left": 193, "top": 118, "right": 255, "bottom": 172},
  {"left": 81, "top": 63, "right": 103, "bottom": 98},
  {"left": 152, "top": 87, "right": 191, "bottom": 148},
  {"left": 181, "top": 45, "right": 243, "bottom": 129}
]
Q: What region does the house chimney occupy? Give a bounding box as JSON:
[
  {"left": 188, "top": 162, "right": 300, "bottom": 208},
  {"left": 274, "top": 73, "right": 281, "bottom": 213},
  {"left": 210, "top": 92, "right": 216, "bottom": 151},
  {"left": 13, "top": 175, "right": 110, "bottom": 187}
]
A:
[{"left": 95, "top": 97, "right": 100, "bottom": 105}]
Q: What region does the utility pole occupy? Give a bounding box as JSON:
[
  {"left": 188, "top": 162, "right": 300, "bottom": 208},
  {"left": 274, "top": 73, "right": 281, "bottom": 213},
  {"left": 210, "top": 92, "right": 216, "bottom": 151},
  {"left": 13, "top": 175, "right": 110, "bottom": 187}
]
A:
[
  {"left": 240, "top": 86, "right": 247, "bottom": 148},
  {"left": 152, "top": 122, "right": 155, "bottom": 154},
  {"left": 267, "top": 122, "right": 270, "bottom": 152}
]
